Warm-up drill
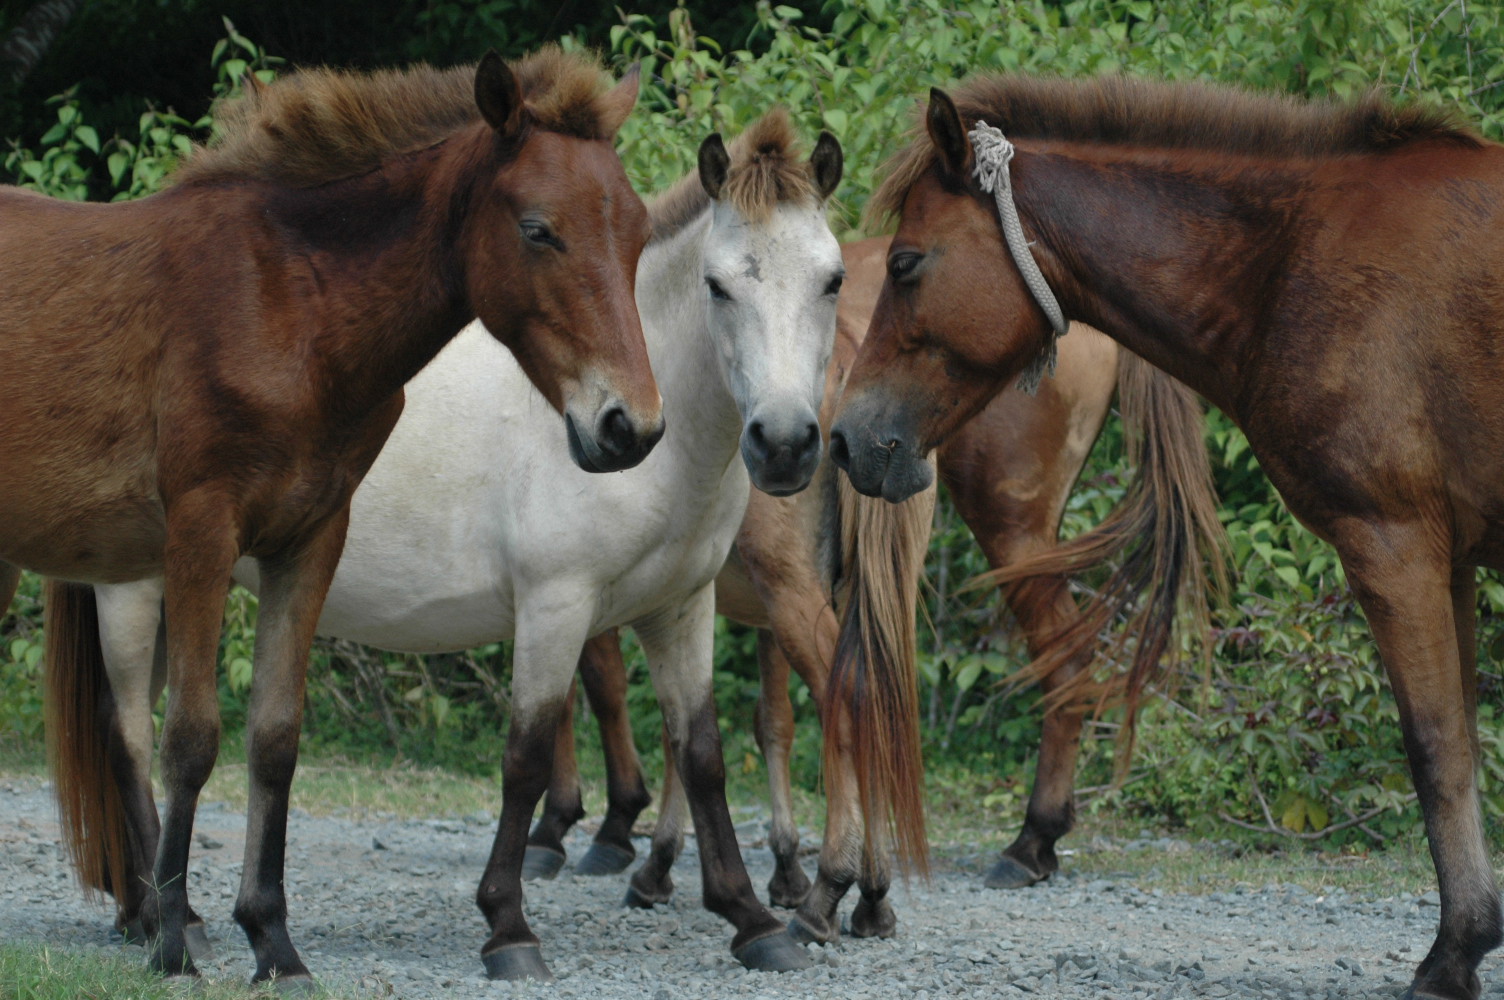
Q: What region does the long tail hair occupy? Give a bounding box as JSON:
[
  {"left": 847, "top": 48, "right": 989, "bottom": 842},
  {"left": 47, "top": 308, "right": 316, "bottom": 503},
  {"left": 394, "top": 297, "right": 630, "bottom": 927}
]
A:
[
  {"left": 824, "top": 469, "right": 936, "bottom": 877},
  {"left": 43, "top": 580, "right": 128, "bottom": 902},
  {"left": 985, "top": 352, "right": 1229, "bottom": 752}
]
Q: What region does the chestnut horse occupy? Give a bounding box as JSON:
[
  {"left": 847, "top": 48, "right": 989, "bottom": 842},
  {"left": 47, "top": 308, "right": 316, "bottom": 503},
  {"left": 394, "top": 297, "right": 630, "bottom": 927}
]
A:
[
  {"left": 525, "top": 236, "right": 1221, "bottom": 938},
  {"left": 831, "top": 75, "right": 1504, "bottom": 1000},
  {"left": 45, "top": 110, "right": 843, "bottom": 980},
  {"left": 8, "top": 49, "right": 663, "bottom": 985}
]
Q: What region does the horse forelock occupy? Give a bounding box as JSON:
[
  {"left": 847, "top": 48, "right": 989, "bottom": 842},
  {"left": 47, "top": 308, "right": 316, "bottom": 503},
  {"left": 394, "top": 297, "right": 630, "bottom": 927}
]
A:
[
  {"left": 650, "top": 108, "right": 821, "bottom": 240},
  {"left": 172, "top": 44, "right": 621, "bottom": 189},
  {"left": 866, "top": 74, "right": 1483, "bottom": 229}
]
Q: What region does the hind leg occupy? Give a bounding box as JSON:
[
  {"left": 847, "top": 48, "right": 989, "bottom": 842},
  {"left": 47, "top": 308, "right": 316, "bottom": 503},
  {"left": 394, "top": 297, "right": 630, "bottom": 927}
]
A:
[
  {"left": 754, "top": 633, "right": 812, "bottom": 908},
  {"left": 575, "top": 631, "right": 651, "bottom": 876},
  {"left": 625, "top": 722, "right": 685, "bottom": 908},
  {"left": 522, "top": 679, "right": 583, "bottom": 880},
  {"left": 987, "top": 575, "right": 1087, "bottom": 889}
]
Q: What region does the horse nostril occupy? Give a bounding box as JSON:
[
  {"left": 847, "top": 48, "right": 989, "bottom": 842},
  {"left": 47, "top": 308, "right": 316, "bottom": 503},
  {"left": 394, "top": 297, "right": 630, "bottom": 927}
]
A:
[
  {"left": 829, "top": 428, "right": 851, "bottom": 470},
  {"left": 801, "top": 421, "right": 819, "bottom": 452},
  {"left": 747, "top": 420, "right": 768, "bottom": 455},
  {"left": 599, "top": 406, "right": 634, "bottom": 457}
]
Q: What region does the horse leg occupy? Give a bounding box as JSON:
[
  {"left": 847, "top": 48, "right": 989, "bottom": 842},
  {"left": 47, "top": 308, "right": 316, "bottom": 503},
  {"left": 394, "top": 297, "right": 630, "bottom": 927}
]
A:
[
  {"left": 476, "top": 600, "right": 591, "bottom": 982},
  {"left": 632, "top": 586, "right": 810, "bottom": 971},
  {"left": 625, "top": 721, "right": 684, "bottom": 907},
  {"left": 575, "top": 629, "right": 652, "bottom": 876},
  {"left": 144, "top": 498, "right": 239, "bottom": 977},
  {"left": 231, "top": 513, "right": 350, "bottom": 985},
  {"left": 989, "top": 575, "right": 1086, "bottom": 889},
  {"left": 755, "top": 631, "right": 812, "bottom": 908},
  {"left": 1341, "top": 533, "right": 1499, "bottom": 1000},
  {"left": 0, "top": 561, "right": 18, "bottom": 610},
  {"left": 522, "top": 678, "right": 582, "bottom": 880}
]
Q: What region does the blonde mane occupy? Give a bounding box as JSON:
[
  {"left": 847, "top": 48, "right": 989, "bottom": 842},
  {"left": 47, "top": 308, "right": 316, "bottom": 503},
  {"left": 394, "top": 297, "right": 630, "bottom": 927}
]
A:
[
  {"left": 173, "top": 45, "right": 621, "bottom": 189},
  {"left": 650, "top": 108, "right": 822, "bottom": 238}
]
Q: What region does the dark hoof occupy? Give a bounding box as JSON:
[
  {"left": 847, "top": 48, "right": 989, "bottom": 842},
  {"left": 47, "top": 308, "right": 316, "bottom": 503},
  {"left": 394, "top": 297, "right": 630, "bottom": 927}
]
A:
[
  {"left": 1400, "top": 970, "right": 1481, "bottom": 1000},
  {"left": 984, "top": 853, "right": 1049, "bottom": 890},
  {"left": 849, "top": 896, "right": 896, "bottom": 939},
  {"left": 732, "top": 930, "right": 813, "bottom": 972},
  {"left": 575, "top": 841, "right": 635, "bottom": 876},
  {"left": 147, "top": 939, "right": 197, "bottom": 977},
  {"left": 623, "top": 882, "right": 667, "bottom": 909},
  {"left": 786, "top": 911, "right": 839, "bottom": 946},
  {"left": 521, "top": 845, "right": 567, "bottom": 881},
  {"left": 184, "top": 922, "right": 215, "bottom": 964},
  {"left": 115, "top": 917, "right": 147, "bottom": 947},
  {"left": 768, "top": 866, "right": 813, "bottom": 909},
  {"left": 482, "top": 943, "right": 554, "bottom": 982},
  {"left": 269, "top": 974, "right": 317, "bottom": 996}
]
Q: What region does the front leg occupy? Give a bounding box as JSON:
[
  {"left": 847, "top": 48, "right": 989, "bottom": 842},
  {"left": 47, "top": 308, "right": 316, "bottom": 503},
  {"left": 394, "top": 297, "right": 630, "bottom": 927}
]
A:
[
  {"left": 634, "top": 587, "right": 810, "bottom": 973},
  {"left": 476, "top": 599, "right": 593, "bottom": 982},
  {"left": 232, "top": 510, "right": 352, "bottom": 985},
  {"left": 146, "top": 494, "right": 240, "bottom": 977},
  {"left": 1340, "top": 529, "right": 1501, "bottom": 1000}
]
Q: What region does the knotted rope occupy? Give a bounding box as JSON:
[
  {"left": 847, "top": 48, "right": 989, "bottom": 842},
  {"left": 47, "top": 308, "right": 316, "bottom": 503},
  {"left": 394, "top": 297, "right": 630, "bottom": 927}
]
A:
[{"left": 969, "top": 120, "right": 1068, "bottom": 394}]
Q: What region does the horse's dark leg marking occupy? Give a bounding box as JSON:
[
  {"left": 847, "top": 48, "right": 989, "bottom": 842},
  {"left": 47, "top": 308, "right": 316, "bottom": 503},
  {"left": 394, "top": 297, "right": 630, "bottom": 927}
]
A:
[{"left": 523, "top": 680, "right": 582, "bottom": 880}]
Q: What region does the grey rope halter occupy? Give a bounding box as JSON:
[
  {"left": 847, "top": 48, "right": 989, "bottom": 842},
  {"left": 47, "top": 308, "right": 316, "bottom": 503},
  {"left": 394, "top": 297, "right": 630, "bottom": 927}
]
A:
[{"left": 969, "top": 120, "right": 1068, "bottom": 395}]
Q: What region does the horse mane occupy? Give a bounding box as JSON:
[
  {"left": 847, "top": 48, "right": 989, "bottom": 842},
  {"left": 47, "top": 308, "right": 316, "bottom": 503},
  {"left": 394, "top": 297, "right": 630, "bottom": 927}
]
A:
[
  {"left": 869, "top": 74, "right": 1483, "bottom": 224},
  {"left": 173, "top": 45, "right": 620, "bottom": 189},
  {"left": 650, "top": 107, "right": 821, "bottom": 238}
]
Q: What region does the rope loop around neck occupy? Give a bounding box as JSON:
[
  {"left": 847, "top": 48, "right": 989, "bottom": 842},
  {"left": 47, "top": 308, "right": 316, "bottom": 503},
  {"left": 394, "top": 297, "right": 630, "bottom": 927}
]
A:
[{"left": 969, "top": 120, "right": 1068, "bottom": 394}]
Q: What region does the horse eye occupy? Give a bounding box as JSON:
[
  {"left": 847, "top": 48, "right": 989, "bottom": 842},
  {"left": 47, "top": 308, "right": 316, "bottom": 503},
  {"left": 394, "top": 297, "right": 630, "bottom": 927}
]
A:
[
  {"left": 521, "top": 221, "right": 560, "bottom": 248},
  {"left": 824, "top": 273, "right": 844, "bottom": 297},
  {"left": 706, "top": 277, "right": 731, "bottom": 301},
  {"left": 888, "top": 252, "right": 922, "bottom": 282}
]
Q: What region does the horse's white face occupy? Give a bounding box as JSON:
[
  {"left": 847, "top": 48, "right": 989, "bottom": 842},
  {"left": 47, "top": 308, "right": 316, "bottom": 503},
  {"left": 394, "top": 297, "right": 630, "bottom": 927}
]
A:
[{"left": 702, "top": 196, "right": 843, "bottom": 496}]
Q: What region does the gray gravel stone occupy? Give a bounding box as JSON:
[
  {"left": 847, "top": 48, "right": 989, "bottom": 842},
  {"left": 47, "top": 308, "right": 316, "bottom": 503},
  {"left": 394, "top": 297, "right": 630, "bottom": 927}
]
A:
[{"left": 1, "top": 775, "right": 1500, "bottom": 999}]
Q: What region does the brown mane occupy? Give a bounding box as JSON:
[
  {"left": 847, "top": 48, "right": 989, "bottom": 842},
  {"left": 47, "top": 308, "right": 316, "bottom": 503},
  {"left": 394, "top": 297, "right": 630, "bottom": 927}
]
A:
[
  {"left": 649, "top": 107, "right": 821, "bottom": 239},
  {"left": 869, "top": 74, "right": 1482, "bottom": 224},
  {"left": 174, "top": 45, "right": 621, "bottom": 189}
]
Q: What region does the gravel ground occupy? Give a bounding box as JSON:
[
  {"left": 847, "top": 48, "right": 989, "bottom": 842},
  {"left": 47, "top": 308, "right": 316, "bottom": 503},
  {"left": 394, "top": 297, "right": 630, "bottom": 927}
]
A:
[{"left": 3, "top": 774, "right": 1501, "bottom": 999}]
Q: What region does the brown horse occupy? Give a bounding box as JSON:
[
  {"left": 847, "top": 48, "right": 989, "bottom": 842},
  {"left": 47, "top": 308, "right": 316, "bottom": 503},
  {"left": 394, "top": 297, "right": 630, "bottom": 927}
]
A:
[
  {"left": 523, "top": 236, "right": 1221, "bottom": 939},
  {"left": 831, "top": 75, "right": 1504, "bottom": 1000},
  {"left": 5, "top": 48, "right": 662, "bottom": 985}
]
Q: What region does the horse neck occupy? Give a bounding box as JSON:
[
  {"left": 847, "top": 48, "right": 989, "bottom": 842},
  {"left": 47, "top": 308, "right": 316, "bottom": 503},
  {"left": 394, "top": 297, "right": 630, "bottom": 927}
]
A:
[
  {"left": 1014, "top": 145, "right": 1300, "bottom": 415},
  {"left": 251, "top": 137, "right": 480, "bottom": 418},
  {"left": 636, "top": 211, "right": 746, "bottom": 466}
]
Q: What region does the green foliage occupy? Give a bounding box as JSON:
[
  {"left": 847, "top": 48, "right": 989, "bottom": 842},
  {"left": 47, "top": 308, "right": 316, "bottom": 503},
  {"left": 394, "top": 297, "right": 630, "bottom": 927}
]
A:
[{"left": 0, "top": 575, "right": 45, "bottom": 742}]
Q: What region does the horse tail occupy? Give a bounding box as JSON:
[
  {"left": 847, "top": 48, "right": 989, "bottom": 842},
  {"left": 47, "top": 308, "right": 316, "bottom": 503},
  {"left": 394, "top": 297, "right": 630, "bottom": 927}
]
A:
[
  {"left": 43, "top": 580, "right": 128, "bottom": 902},
  {"left": 986, "top": 352, "right": 1229, "bottom": 756},
  {"left": 826, "top": 468, "right": 936, "bottom": 877}
]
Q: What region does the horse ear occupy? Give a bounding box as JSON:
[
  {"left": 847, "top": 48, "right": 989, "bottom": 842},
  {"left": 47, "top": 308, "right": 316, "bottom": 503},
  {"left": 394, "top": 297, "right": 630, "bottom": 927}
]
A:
[
  {"left": 475, "top": 50, "right": 525, "bottom": 137},
  {"left": 699, "top": 133, "right": 730, "bottom": 199},
  {"left": 926, "top": 87, "right": 972, "bottom": 178},
  {"left": 597, "top": 62, "right": 640, "bottom": 138},
  {"left": 810, "top": 130, "right": 843, "bottom": 201}
]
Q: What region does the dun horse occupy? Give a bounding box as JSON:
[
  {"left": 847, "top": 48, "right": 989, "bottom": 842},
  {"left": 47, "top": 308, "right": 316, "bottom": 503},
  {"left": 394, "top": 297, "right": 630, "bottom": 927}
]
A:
[
  {"left": 832, "top": 75, "right": 1504, "bottom": 1000},
  {"left": 8, "top": 49, "right": 663, "bottom": 985},
  {"left": 524, "top": 235, "right": 1223, "bottom": 938},
  {"left": 46, "top": 111, "right": 843, "bottom": 980}
]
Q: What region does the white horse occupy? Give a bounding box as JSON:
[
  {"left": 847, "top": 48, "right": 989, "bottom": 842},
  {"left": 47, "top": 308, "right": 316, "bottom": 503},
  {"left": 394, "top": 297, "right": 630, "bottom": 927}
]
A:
[{"left": 46, "top": 110, "right": 844, "bottom": 982}]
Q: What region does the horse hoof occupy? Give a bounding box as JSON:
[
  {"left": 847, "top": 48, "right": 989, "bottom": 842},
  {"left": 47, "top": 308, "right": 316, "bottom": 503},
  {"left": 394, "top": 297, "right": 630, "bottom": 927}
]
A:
[
  {"left": 522, "top": 845, "right": 567, "bottom": 881},
  {"left": 623, "top": 883, "right": 666, "bottom": 909},
  {"left": 984, "top": 854, "right": 1047, "bottom": 890},
  {"left": 1400, "top": 970, "right": 1482, "bottom": 1000},
  {"left": 786, "top": 911, "right": 839, "bottom": 946},
  {"left": 184, "top": 922, "right": 215, "bottom": 963},
  {"left": 115, "top": 918, "right": 147, "bottom": 947},
  {"left": 575, "top": 841, "right": 635, "bottom": 876},
  {"left": 732, "top": 930, "right": 812, "bottom": 972},
  {"left": 849, "top": 896, "right": 896, "bottom": 939},
  {"left": 268, "top": 973, "right": 317, "bottom": 996},
  {"left": 482, "top": 944, "right": 554, "bottom": 982}
]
